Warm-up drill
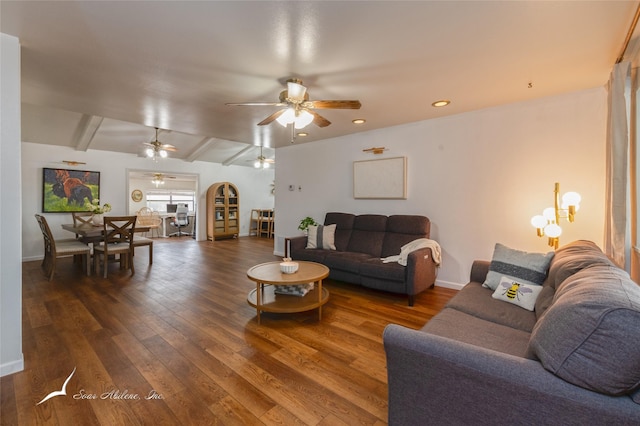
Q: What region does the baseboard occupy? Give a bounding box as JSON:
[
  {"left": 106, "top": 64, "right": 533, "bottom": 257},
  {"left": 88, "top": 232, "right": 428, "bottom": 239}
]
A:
[
  {"left": 23, "top": 255, "right": 43, "bottom": 262},
  {"left": 0, "top": 355, "right": 24, "bottom": 377},
  {"left": 434, "top": 279, "right": 465, "bottom": 291}
]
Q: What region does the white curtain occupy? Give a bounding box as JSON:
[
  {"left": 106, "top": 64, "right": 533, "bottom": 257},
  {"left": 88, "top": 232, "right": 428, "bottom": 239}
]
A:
[{"left": 604, "top": 61, "right": 631, "bottom": 268}]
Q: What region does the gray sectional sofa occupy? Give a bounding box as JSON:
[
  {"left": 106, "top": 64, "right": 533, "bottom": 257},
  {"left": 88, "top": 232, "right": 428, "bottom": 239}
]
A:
[
  {"left": 383, "top": 240, "right": 640, "bottom": 425},
  {"left": 288, "top": 212, "right": 438, "bottom": 305}
]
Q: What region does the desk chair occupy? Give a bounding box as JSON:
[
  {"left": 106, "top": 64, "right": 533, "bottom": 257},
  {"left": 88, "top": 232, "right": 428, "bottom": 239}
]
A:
[
  {"left": 35, "top": 214, "right": 90, "bottom": 281},
  {"left": 169, "top": 205, "right": 191, "bottom": 237},
  {"left": 93, "top": 216, "right": 136, "bottom": 278}
]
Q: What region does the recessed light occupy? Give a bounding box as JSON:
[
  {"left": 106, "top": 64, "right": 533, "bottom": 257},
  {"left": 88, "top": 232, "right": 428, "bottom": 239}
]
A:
[
  {"left": 296, "top": 132, "right": 308, "bottom": 137},
  {"left": 431, "top": 100, "right": 450, "bottom": 107},
  {"left": 352, "top": 119, "right": 366, "bottom": 124}
]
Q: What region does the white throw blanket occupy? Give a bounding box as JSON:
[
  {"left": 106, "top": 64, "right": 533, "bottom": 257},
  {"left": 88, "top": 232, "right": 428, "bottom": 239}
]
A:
[{"left": 381, "top": 238, "right": 442, "bottom": 266}]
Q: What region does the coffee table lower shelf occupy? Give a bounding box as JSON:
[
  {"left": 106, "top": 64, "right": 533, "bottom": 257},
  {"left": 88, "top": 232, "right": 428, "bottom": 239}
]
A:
[{"left": 247, "top": 285, "right": 329, "bottom": 323}]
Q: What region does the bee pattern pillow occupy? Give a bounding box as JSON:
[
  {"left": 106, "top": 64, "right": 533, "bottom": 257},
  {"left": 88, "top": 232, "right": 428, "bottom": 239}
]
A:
[{"left": 492, "top": 276, "right": 543, "bottom": 311}]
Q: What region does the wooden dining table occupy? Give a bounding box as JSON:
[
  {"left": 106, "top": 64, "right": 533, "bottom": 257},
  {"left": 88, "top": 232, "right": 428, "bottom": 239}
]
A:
[{"left": 61, "top": 223, "right": 150, "bottom": 244}]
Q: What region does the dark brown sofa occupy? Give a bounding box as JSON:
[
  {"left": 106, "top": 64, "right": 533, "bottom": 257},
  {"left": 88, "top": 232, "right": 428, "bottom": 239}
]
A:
[{"left": 288, "top": 212, "right": 438, "bottom": 305}]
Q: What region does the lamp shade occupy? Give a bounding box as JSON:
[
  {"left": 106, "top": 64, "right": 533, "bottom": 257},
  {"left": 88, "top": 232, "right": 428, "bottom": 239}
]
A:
[
  {"left": 294, "top": 110, "right": 314, "bottom": 129},
  {"left": 562, "top": 191, "right": 581, "bottom": 206},
  {"left": 544, "top": 223, "right": 562, "bottom": 238},
  {"left": 145, "top": 148, "right": 154, "bottom": 158},
  {"left": 287, "top": 81, "right": 307, "bottom": 102},
  {"left": 276, "top": 108, "right": 295, "bottom": 127},
  {"left": 542, "top": 207, "right": 556, "bottom": 221},
  {"left": 531, "top": 215, "right": 547, "bottom": 229}
]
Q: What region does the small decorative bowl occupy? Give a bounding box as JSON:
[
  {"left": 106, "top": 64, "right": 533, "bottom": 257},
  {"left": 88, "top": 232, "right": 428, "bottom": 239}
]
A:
[{"left": 280, "top": 261, "right": 299, "bottom": 274}]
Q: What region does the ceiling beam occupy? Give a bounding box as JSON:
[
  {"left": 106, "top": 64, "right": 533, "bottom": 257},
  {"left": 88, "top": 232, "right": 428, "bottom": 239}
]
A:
[
  {"left": 222, "top": 145, "right": 256, "bottom": 166},
  {"left": 73, "top": 115, "right": 103, "bottom": 151},
  {"left": 184, "top": 137, "right": 218, "bottom": 162}
]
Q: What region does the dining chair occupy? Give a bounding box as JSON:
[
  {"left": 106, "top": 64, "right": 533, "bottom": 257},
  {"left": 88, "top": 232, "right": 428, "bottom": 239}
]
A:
[
  {"left": 136, "top": 207, "right": 162, "bottom": 238},
  {"left": 35, "top": 214, "right": 91, "bottom": 281},
  {"left": 132, "top": 233, "right": 153, "bottom": 264},
  {"left": 93, "top": 216, "right": 137, "bottom": 278},
  {"left": 71, "top": 211, "right": 105, "bottom": 247}
]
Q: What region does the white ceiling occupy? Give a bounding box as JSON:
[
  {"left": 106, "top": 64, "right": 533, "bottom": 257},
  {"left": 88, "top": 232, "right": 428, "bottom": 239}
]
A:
[{"left": 2, "top": 1, "right": 638, "bottom": 167}]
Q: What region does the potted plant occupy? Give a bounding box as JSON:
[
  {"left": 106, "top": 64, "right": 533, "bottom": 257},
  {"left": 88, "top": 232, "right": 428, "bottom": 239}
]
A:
[{"left": 298, "top": 216, "right": 318, "bottom": 233}]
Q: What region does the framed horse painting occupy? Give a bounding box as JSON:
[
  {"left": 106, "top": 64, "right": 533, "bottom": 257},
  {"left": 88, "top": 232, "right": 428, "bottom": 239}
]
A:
[{"left": 42, "top": 168, "right": 101, "bottom": 213}]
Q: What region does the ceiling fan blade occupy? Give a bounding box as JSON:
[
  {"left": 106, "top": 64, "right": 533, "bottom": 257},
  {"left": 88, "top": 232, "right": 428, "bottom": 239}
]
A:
[
  {"left": 162, "top": 144, "right": 177, "bottom": 152},
  {"left": 307, "top": 110, "right": 332, "bottom": 127},
  {"left": 226, "top": 102, "right": 286, "bottom": 107},
  {"left": 305, "top": 100, "right": 361, "bottom": 109},
  {"left": 257, "top": 109, "right": 286, "bottom": 126}
]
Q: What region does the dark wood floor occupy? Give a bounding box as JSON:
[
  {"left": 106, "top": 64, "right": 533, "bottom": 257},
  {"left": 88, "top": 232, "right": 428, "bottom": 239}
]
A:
[{"left": 1, "top": 236, "right": 456, "bottom": 425}]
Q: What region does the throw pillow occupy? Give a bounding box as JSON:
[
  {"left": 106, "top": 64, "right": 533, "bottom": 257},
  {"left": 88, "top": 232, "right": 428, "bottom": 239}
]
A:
[
  {"left": 491, "top": 276, "right": 543, "bottom": 311},
  {"left": 483, "top": 243, "right": 554, "bottom": 291},
  {"left": 306, "top": 224, "right": 336, "bottom": 250}
]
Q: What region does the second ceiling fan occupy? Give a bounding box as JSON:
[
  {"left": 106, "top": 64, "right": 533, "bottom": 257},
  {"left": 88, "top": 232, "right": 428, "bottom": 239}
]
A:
[{"left": 226, "top": 78, "right": 361, "bottom": 129}]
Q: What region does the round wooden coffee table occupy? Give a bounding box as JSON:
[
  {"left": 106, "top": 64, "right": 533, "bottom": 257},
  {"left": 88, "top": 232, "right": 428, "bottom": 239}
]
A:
[{"left": 247, "top": 261, "right": 330, "bottom": 324}]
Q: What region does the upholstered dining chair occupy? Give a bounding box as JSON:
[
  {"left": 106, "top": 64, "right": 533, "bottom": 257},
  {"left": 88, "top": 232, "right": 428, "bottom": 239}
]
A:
[
  {"left": 93, "top": 216, "right": 137, "bottom": 278},
  {"left": 132, "top": 233, "right": 153, "bottom": 264},
  {"left": 35, "top": 214, "right": 91, "bottom": 281}
]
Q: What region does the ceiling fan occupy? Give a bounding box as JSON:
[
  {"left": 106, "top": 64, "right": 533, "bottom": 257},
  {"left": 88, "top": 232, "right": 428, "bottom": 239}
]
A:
[
  {"left": 226, "top": 78, "right": 361, "bottom": 130},
  {"left": 143, "top": 127, "right": 177, "bottom": 160},
  {"left": 249, "top": 146, "right": 275, "bottom": 169},
  {"left": 143, "top": 172, "right": 176, "bottom": 187}
]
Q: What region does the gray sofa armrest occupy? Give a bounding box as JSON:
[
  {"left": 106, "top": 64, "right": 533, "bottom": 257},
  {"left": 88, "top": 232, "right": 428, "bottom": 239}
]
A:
[
  {"left": 383, "top": 324, "right": 640, "bottom": 425},
  {"left": 470, "top": 259, "right": 490, "bottom": 283},
  {"left": 286, "top": 235, "right": 307, "bottom": 258},
  {"left": 405, "top": 247, "right": 437, "bottom": 296}
]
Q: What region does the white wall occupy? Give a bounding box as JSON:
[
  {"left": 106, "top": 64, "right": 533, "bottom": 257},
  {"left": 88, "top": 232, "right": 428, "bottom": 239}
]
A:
[
  {"left": 1, "top": 33, "right": 24, "bottom": 376},
  {"left": 22, "top": 143, "right": 274, "bottom": 260},
  {"left": 275, "top": 88, "right": 607, "bottom": 288}
]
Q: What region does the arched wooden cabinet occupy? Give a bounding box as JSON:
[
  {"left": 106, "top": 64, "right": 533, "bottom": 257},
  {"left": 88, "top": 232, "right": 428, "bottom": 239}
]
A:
[{"left": 206, "top": 182, "right": 239, "bottom": 240}]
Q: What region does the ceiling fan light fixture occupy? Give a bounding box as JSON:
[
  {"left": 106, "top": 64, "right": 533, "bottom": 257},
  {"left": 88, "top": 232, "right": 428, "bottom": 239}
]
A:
[
  {"left": 276, "top": 108, "right": 296, "bottom": 127},
  {"left": 287, "top": 80, "right": 307, "bottom": 102},
  {"left": 145, "top": 148, "right": 154, "bottom": 158},
  {"left": 159, "top": 149, "right": 168, "bottom": 158},
  {"left": 294, "top": 110, "right": 314, "bottom": 129}
]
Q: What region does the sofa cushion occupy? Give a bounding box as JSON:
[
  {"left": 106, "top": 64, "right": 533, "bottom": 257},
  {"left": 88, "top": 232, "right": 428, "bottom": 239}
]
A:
[
  {"left": 529, "top": 265, "right": 640, "bottom": 397},
  {"left": 324, "top": 251, "right": 374, "bottom": 274},
  {"left": 491, "top": 276, "right": 543, "bottom": 311},
  {"left": 422, "top": 308, "right": 532, "bottom": 357},
  {"left": 293, "top": 248, "right": 331, "bottom": 263},
  {"left": 446, "top": 282, "right": 537, "bottom": 332},
  {"left": 306, "top": 224, "right": 336, "bottom": 250},
  {"left": 360, "top": 258, "right": 406, "bottom": 282},
  {"left": 346, "top": 215, "right": 387, "bottom": 257},
  {"left": 483, "top": 243, "right": 554, "bottom": 291},
  {"left": 381, "top": 215, "right": 430, "bottom": 257},
  {"left": 534, "top": 285, "right": 556, "bottom": 320},
  {"left": 545, "top": 240, "right": 613, "bottom": 289},
  {"left": 324, "top": 212, "right": 355, "bottom": 252}
]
